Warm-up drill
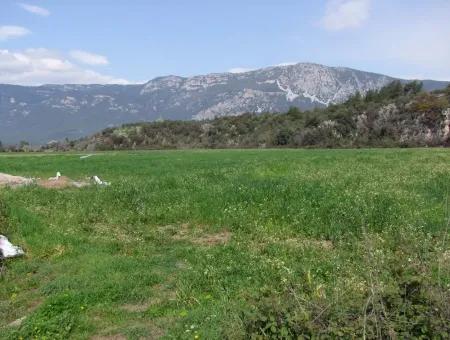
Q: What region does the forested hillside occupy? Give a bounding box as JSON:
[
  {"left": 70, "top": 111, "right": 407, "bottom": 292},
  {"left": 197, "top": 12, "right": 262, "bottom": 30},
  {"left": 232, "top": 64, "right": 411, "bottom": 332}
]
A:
[{"left": 45, "top": 81, "right": 450, "bottom": 151}]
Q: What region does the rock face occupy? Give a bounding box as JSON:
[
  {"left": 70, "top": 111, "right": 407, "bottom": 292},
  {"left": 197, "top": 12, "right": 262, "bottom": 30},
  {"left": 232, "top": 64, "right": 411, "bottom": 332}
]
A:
[{"left": 0, "top": 63, "right": 448, "bottom": 144}]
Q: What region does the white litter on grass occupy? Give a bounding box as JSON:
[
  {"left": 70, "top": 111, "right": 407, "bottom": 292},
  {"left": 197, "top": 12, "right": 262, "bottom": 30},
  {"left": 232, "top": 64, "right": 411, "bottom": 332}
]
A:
[
  {"left": 0, "top": 235, "right": 24, "bottom": 258},
  {"left": 92, "top": 175, "right": 110, "bottom": 186},
  {"left": 80, "top": 154, "right": 93, "bottom": 159},
  {"left": 48, "top": 172, "right": 61, "bottom": 181}
]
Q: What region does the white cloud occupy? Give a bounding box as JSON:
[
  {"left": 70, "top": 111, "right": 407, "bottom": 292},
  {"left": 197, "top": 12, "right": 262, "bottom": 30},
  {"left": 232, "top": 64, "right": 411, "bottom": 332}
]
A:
[
  {"left": 70, "top": 50, "right": 109, "bottom": 66},
  {"left": 320, "top": 0, "right": 371, "bottom": 31},
  {"left": 228, "top": 67, "right": 254, "bottom": 74},
  {"left": 0, "top": 48, "right": 130, "bottom": 85},
  {"left": 18, "top": 3, "right": 50, "bottom": 16},
  {"left": 0, "top": 25, "right": 30, "bottom": 41}
]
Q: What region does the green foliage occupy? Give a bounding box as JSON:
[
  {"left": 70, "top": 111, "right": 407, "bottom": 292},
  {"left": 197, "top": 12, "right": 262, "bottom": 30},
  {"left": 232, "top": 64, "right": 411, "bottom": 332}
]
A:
[
  {"left": 404, "top": 80, "right": 423, "bottom": 95},
  {"left": 11, "top": 294, "right": 84, "bottom": 339},
  {"left": 304, "top": 114, "right": 321, "bottom": 128},
  {"left": 413, "top": 92, "right": 448, "bottom": 113},
  {"left": 274, "top": 129, "right": 293, "bottom": 146}
]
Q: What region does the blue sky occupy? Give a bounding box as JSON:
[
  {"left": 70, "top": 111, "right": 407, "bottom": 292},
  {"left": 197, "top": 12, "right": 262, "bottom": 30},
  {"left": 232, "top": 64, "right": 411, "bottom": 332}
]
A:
[{"left": 1, "top": 0, "right": 449, "bottom": 85}]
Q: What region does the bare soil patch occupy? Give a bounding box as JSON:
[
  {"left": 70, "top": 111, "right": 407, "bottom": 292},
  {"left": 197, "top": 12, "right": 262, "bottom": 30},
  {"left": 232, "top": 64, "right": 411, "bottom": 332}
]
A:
[
  {"left": 37, "top": 176, "right": 89, "bottom": 189},
  {"left": 37, "top": 176, "right": 74, "bottom": 189},
  {"left": 0, "top": 172, "right": 90, "bottom": 189},
  {"left": 0, "top": 173, "right": 32, "bottom": 187}
]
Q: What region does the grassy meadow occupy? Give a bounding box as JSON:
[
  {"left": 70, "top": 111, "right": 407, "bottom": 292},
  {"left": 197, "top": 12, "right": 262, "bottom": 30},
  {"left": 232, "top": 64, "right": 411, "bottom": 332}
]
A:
[{"left": 0, "top": 149, "right": 449, "bottom": 339}]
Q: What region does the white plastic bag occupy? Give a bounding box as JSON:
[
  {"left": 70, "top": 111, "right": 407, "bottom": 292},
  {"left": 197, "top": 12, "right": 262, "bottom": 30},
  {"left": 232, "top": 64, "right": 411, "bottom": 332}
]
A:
[{"left": 0, "top": 235, "right": 25, "bottom": 258}]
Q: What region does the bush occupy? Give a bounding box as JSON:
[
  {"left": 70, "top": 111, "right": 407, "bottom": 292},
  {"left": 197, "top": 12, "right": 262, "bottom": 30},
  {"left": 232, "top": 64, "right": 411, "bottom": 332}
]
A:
[{"left": 274, "top": 129, "right": 293, "bottom": 146}]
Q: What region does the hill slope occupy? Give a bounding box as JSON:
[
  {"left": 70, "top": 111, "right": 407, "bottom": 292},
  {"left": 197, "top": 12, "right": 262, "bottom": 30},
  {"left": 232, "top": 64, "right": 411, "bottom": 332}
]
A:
[
  {"left": 65, "top": 81, "right": 450, "bottom": 151},
  {"left": 1, "top": 63, "right": 448, "bottom": 144}
]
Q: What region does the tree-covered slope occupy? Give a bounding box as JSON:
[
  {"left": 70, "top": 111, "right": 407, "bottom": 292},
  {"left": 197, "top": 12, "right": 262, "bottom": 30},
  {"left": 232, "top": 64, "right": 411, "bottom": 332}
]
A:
[{"left": 65, "top": 81, "right": 450, "bottom": 151}]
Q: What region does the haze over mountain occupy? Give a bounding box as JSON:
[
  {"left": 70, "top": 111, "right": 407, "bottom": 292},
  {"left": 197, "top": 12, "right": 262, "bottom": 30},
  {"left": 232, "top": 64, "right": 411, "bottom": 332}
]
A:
[{"left": 0, "top": 63, "right": 448, "bottom": 144}]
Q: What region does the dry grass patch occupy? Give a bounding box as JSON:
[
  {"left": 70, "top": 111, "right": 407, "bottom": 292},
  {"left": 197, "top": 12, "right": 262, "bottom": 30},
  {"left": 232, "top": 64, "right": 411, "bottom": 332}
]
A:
[
  {"left": 190, "top": 230, "right": 232, "bottom": 246},
  {"left": 120, "top": 302, "right": 152, "bottom": 313},
  {"left": 91, "top": 319, "right": 167, "bottom": 339},
  {"left": 8, "top": 316, "right": 26, "bottom": 328},
  {"left": 91, "top": 335, "right": 127, "bottom": 340},
  {"left": 91, "top": 223, "right": 144, "bottom": 244},
  {"left": 283, "top": 237, "right": 334, "bottom": 250},
  {"left": 151, "top": 282, "right": 178, "bottom": 302},
  {"left": 2, "top": 294, "right": 43, "bottom": 329},
  {"left": 175, "top": 260, "right": 190, "bottom": 270},
  {"left": 120, "top": 299, "right": 162, "bottom": 314},
  {"left": 165, "top": 223, "right": 232, "bottom": 246},
  {"left": 246, "top": 235, "right": 334, "bottom": 253},
  {"left": 120, "top": 280, "right": 178, "bottom": 314}
]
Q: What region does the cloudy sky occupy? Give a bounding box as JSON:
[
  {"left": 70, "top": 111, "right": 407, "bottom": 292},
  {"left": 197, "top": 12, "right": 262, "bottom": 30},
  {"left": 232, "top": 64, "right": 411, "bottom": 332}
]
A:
[{"left": 1, "top": 0, "right": 449, "bottom": 85}]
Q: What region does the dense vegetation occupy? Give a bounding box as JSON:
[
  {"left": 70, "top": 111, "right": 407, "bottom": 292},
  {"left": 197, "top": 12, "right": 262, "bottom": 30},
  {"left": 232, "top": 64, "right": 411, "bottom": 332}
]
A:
[
  {"left": 1, "top": 149, "right": 450, "bottom": 338},
  {"left": 42, "top": 81, "right": 450, "bottom": 151}
]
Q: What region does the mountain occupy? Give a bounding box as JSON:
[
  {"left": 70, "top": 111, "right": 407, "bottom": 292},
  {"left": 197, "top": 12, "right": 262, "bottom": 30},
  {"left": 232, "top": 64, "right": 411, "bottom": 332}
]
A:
[
  {"left": 50, "top": 82, "right": 450, "bottom": 151},
  {"left": 1, "top": 63, "right": 448, "bottom": 144}
]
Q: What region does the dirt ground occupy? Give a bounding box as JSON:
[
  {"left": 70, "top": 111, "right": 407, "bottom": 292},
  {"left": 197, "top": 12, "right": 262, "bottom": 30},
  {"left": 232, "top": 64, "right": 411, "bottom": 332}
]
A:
[
  {"left": 0, "top": 172, "right": 89, "bottom": 189},
  {"left": 36, "top": 176, "right": 89, "bottom": 189},
  {"left": 0, "top": 173, "right": 33, "bottom": 187}
]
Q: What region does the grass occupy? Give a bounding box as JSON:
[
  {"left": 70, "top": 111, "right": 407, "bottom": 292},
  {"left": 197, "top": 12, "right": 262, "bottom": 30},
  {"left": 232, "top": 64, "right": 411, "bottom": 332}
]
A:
[{"left": 0, "top": 149, "right": 449, "bottom": 339}]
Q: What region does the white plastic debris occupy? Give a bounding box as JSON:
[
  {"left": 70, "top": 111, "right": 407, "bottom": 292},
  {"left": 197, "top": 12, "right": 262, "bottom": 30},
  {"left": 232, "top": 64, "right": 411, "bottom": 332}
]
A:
[
  {"left": 80, "top": 154, "right": 93, "bottom": 159},
  {"left": 92, "top": 175, "right": 110, "bottom": 186},
  {"left": 48, "top": 172, "right": 62, "bottom": 181},
  {"left": 0, "top": 235, "right": 24, "bottom": 258}
]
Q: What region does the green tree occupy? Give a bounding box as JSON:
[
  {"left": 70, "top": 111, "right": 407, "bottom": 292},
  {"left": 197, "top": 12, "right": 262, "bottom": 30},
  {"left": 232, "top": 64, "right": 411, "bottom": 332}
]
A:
[
  {"left": 19, "top": 140, "right": 30, "bottom": 152},
  {"left": 287, "top": 106, "right": 302, "bottom": 120},
  {"left": 404, "top": 81, "right": 423, "bottom": 95},
  {"left": 274, "top": 129, "right": 293, "bottom": 146},
  {"left": 379, "top": 81, "right": 403, "bottom": 100}
]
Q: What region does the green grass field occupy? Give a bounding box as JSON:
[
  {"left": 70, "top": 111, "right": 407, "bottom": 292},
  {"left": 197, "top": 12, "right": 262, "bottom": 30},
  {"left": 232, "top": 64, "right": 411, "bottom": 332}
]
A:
[{"left": 1, "top": 149, "right": 449, "bottom": 339}]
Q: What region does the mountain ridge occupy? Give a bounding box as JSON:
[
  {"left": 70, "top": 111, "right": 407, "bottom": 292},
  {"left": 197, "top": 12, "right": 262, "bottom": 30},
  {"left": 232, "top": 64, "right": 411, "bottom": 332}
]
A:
[{"left": 0, "top": 62, "right": 448, "bottom": 144}]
